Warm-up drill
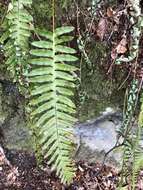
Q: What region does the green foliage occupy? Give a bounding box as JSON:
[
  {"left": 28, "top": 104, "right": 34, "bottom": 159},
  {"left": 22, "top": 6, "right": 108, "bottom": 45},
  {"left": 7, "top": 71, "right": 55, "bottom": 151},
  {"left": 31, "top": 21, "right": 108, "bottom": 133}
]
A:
[
  {"left": 1, "top": 0, "right": 142, "bottom": 187},
  {"left": 32, "top": 0, "right": 52, "bottom": 27},
  {"left": 115, "top": 1, "right": 143, "bottom": 188},
  {"left": 91, "top": 0, "right": 101, "bottom": 16},
  {"left": 0, "top": 0, "right": 33, "bottom": 85},
  {"left": 118, "top": 80, "right": 139, "bottom": 188},
  {"left": 27, "top": 26, "right": 78, "bottom": 184},
  {"left": 77, "top": 35, "right": 92, "bottom": 68},
  {"left": 131, "top": 96, "right": 143, "bottom": 189},
  {"left": 32, "top": 0, "right": 72, "bottom": 28},
  {"left": 119, "top": 80, "right": 139, "bottom": 137},
  {"left": 0, "top": 0, "right": 78, "bottom": 184}
]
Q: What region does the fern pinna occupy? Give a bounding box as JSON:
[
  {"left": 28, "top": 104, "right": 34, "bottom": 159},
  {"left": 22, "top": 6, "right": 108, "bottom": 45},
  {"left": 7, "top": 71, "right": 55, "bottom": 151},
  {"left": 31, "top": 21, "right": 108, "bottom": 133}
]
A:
[
  {"left": 28, "top": 26, "right": 78, "bottom": 184},
  {"left": 0, "top": 0, "right": 33, "bottom": 85}
]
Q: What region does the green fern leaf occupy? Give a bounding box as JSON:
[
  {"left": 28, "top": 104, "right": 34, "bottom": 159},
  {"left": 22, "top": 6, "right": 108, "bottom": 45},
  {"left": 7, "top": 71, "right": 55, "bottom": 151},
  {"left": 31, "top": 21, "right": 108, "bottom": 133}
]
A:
[
  {"left": 55, "top": 26, "right": 74, "bottom": 36},
  {"left": 28, "top": 26, "right": 78, "bottom": 184}
]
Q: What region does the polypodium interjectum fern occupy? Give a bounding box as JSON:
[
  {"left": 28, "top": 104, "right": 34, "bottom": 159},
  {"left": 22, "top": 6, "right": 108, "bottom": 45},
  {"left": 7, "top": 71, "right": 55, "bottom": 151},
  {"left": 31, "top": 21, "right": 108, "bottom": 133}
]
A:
[
  {"left": 118, "top": 79, "right": 139, "bottom": 187},
  {"left": 27, "top": 26, "right": 78, "bottom": 184},
  {"left": 131, "top": 95, "right": 143, "bottom": 190},
  {"left": 0, "top": 0, "right": 33, "bottom": 85}
]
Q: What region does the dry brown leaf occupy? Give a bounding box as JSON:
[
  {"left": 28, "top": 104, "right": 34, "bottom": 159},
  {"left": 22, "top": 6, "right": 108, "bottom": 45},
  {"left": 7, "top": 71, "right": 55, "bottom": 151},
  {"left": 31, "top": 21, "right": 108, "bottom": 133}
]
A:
[
  {"left": 97, "top": 18, "right": 107, "bottom": 40},
  {"left": 107, "top": 7, "right": 115, "bottom": 17},
  {"left": 111, "top": 49, "right": 117, "bottom": 60},
  {"left": 7, "top": 167, "right": 19, "bottom": 185},
  {"left": 116, "top": 38, "right": 127, "bottom": 54}
]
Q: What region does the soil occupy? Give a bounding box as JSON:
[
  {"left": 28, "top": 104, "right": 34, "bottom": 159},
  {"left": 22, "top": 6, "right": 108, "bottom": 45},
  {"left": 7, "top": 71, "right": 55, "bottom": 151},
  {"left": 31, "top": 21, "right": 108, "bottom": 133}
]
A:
[{"left": 0, "top": 149, "right": 119, "bottom": 190}]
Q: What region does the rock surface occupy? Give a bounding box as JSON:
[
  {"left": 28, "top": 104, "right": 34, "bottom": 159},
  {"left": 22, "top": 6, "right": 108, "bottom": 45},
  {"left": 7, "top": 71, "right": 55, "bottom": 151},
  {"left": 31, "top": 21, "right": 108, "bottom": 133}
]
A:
[
  {"left": 0, "top": 79, "right": 124, "bottom": 168},
  {"left": 0, "top": 80, "right": 32, "bottom": 150},
  {"left": 74, "top": 109, "right": 123, "bottom": 169}
]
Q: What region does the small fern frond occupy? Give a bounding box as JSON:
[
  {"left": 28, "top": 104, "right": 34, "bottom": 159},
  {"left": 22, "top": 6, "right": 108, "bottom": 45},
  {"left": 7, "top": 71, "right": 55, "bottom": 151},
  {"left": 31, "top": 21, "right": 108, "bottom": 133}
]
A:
[
  {"left": 131, "top": 151, "right": 143, "bottom": 189},
  {"left": 131, "top": 95, "right": 143, "bottom": 189},
  {"left": 28, "top": 26, "right": 78, "bottom": 184},
  {"left": 118, "top": 80, "right": 139, "bottom": 188},
  {"left": 0, "top": 0, "right": 33, "bottom": 85}
]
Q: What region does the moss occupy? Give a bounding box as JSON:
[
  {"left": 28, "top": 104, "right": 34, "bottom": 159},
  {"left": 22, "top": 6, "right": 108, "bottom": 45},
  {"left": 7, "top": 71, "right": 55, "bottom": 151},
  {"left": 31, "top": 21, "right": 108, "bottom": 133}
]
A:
[
  {"left": 32, "top": 0, "right": 72, "bottom": 28},
  {"left": 78, "top": 41, "right": 125, "bottom": 122},
  {"left": 0, "top": 2, "right": 7, "bottom": 21}
]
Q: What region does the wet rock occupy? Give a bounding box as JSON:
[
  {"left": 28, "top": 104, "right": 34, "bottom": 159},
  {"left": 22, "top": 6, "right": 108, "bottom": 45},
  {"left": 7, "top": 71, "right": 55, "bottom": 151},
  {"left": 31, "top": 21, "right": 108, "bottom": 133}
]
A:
[
  {"left": 74, "top": 109, "right": 123, "bottom": 169},
  {"left": 0, "top": 80, "right": 32, "bottom": 150}
]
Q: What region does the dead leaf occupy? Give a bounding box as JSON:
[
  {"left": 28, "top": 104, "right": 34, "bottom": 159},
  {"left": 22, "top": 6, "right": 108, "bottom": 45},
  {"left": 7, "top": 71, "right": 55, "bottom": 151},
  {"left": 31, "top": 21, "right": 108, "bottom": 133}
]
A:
[
  {"left": 107, "top": 7, "right": 115, "bottom": 17},
  {"left": 116, "top": 38, "right": 127, "bottom": 54},
  {"left": 97, "top": 18, "right": 107, "bottom": 41},
  {"left": 111, "top": 49, "right": 117, "bottom": 60},
  {"left": 7, "top": 167, "right": 19, "bottom": 185}
]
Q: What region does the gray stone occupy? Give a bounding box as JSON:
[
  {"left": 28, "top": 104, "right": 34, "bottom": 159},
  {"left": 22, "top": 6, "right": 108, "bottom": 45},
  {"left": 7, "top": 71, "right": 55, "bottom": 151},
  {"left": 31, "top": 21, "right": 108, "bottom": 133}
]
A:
[
  {"left": 74, "top": 109, "right": 123, "bottom": 169},
  {"left": 0, "top": 79, "right": 124, "bottom": 169},
  {"left": 0, "top": 80, "right": 32, "bottom": 150}
]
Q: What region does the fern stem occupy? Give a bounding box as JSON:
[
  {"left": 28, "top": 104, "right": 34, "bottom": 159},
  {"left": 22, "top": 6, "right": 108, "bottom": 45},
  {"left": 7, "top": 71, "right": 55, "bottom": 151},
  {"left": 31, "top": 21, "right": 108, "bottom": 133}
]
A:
[
  {"left": 52, "top": 10, "right": 61, "bottom": 173},
  {"left": 52, "top": 0, "right": 64, "bottom": 178},
  {"left": 52, "top": 0, "right": 55, "bottom": 33}
]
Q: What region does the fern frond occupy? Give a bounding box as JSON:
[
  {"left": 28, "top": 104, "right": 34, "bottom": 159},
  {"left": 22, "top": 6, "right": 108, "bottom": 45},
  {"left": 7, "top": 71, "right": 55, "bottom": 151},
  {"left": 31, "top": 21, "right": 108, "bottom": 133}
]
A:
[
  {"left": 131, "top": 95, "right": 143, "bottom": 189},
  {"left": 118, "top": 80, "right": 139, "bottom": 188},
  {"left": 0, "top": 0, "right": 33, "bottom": 85},
  {"left": 28, "top": 26, "right": 78, "bottom": 184},
  {"left": 131, "top": 150, "right": 143, "bottom": 189}
]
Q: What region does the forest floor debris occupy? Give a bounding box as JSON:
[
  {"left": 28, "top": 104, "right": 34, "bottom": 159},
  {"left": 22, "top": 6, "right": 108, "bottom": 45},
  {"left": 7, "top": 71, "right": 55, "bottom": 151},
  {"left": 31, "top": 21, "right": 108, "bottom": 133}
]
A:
[
  {"left": 0, "top": 149, "right": 118, "bottom": 190},
  {"left": 0, "top": 149, "right": 142, "bottom": 190},
  {"left": 0, "top": 148, "right": 122, "bottom": 190}
]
